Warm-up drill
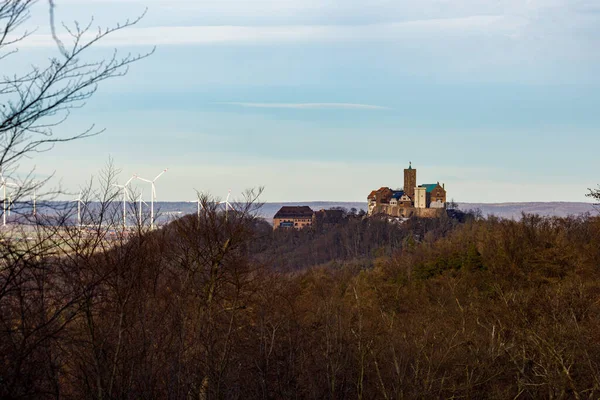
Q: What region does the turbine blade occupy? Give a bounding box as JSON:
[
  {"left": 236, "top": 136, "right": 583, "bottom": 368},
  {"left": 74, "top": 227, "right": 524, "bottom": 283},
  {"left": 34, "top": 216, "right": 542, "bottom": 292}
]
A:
[
  {"left": 154, "top": 168, "right": 168, "bottom": 181},
  {"left": 125, "top": 175, "right": 136, "bottom": 186}
]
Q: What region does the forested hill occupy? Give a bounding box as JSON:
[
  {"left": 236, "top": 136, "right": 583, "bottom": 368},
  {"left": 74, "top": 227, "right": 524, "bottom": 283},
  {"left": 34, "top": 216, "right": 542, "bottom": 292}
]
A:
[{"left": 3, "top": 197, "right": 600, "bottom": 398}]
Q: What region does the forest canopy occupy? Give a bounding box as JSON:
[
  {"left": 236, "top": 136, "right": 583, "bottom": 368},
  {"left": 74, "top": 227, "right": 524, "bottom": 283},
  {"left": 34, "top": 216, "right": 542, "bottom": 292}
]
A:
[{"left": 2, "top": 197, "right": 600, "bottom": 398}]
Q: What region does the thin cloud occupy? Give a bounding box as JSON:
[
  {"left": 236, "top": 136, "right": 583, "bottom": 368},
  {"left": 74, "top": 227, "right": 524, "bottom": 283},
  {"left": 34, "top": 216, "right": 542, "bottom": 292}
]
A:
[
  {"left": 218, "top": 102, "right": 390, "bottom": 110},
  {"left": 14, "top": 16, "right": 516, "bottom": 47}
]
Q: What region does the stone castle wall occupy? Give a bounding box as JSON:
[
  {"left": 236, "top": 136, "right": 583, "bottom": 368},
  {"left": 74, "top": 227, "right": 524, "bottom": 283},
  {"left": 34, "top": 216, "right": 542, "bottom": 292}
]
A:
[{"left": 373, "top": 204, "right": 445, "bottom": 218}]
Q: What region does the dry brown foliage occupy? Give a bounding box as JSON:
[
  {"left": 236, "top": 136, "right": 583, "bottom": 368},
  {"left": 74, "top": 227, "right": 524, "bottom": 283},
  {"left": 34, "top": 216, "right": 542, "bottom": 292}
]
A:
[{"left": 2, "top": 204, "right": 600, "bottom": 399}]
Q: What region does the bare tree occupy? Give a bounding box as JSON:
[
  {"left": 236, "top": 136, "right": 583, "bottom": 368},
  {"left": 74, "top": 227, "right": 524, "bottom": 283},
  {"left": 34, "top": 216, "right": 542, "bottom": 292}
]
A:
[
  {"left": 0, "top": 0, "right": 151, "bottom": 193},
  {"left": 0, "top": 2, "right": 151, "bottom": 397},
  {"left": 447, "top": 198, "right": 459, "bottom": 210},
  {"left": 587, "top": 185, "right": 600, "bottom": 205}
]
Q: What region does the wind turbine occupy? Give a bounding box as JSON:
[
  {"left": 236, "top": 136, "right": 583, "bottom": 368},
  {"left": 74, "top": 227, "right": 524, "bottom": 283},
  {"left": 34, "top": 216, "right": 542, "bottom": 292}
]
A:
[
  {"left": 6, "top": 186, "right": 21, "bottom": 218},
  {"left": 112, "top": 175, "right": 135, "bottom": 229},
  {"left": 75, "top": 191, "right": 85, "bottom": 228},
  {"left": 1, "top": 170, "right": 20, "bottom": 226},
  {"left": 189, "top": 196, "right": 203, "bottom": 221},
  {"left": 134, "top": 169, "right": 167, "bottom": 230},
  {"left": 1, "top": 180, "right": 5, "bottom": 226},
  {"left": 31, "top": 181, "right": 37, "bottom": 217},
  {"left": 137, "top": 190, "right": 149, "bottom": 227},
  {"left": 0, "top": 169, "right": 6, "bottom": 226},
  {"left": 223, "top": 189, "right": 232, "bottom": 220},
  {"left": 7, "top": 182, "right": 23, "bottom": 219}
]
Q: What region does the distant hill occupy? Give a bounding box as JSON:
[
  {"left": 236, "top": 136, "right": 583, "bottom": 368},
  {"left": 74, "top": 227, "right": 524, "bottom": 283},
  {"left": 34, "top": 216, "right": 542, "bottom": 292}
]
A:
[
  {"left": 153, "top": 201, "right": 597, "bottom": 221},
  {"left": 255, "top": 202, "right": 597, "bottom": 221},
  {"left": 457, "top": 202, "right": 597, "bottom": 219},
  {"left": 14, "top": 201, "right": 595, "bottom": 227}
]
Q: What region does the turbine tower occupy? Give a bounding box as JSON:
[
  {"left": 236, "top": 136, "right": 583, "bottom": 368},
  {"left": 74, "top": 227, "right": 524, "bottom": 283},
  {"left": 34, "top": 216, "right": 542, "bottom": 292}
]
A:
[
  {"left": 135, "top": 169, "right": 167, "bottom": 230},
  {"left": 7, "top": 186, "right": 24, "bottom": 219},
  {"left": 75, "top": 191, "right": 85, "bottom": 228},
  {"left": 112, "top": 175, "right": 135, "bottom": 230},
  {"left": 138, "top": 190, "right": 148, "bottom": 227},
  {"left": 1, "top": 170, "right": 20, "bottom": 226},
  {"left": 31, "top": 181, "right": 37, "bottom": 217},
  {"left": 189, "top": 196, "right": 203, "bottom": 221},
  {"left": 223, "top": 189, "right": 232, "bottom": 220}
]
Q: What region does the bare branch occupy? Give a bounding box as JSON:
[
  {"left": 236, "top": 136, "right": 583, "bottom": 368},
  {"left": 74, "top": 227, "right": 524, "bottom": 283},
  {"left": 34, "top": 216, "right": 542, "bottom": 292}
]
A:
[
  {"left": 0, "top": 0, "right": 153, "bottom": 175},
  {"left": 48, "top": 0, "right": 68, "bottom": 57}
]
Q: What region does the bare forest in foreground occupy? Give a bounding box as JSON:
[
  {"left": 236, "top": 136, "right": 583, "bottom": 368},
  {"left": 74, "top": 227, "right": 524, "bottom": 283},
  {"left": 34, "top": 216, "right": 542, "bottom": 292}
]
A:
[{"left": 2, "top": 192, "right": 600, "bottom": 399}]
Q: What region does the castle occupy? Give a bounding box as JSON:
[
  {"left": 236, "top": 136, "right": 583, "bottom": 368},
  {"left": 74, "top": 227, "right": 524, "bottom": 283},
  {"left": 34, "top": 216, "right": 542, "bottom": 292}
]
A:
[
  {"left": 367, "top": 162, "right": 447, "bottom": 218},
  {"left": 273, "top": 206, "right": 345, "bottom": 230}
]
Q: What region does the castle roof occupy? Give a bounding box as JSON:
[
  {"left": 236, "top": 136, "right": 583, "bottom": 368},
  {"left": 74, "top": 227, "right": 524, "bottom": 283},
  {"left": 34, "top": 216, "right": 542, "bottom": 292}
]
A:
[
  {"left": 274, "top": 206, "right": 314, "bottom": 219},
  {"left": 368, "top": 187, "right": 393, "bottom": 200},
  {"left": 420, "top": 183, "right": 441, "bottom": 193},
  {"left": 391, "top": 191, "right": 405, "bottom": 199}
]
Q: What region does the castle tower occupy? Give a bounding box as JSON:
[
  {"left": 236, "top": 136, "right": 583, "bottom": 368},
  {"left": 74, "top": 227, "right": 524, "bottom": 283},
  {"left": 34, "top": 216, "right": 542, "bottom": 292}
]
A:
[{"left": 404, "top": 162, "right": 416, "bottom": 200}]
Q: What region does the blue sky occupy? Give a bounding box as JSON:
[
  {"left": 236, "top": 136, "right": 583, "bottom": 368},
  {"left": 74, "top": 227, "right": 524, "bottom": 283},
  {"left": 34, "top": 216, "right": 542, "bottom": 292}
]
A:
[{"left": 10, "top": 0, "right": 600, "bottom": 202}]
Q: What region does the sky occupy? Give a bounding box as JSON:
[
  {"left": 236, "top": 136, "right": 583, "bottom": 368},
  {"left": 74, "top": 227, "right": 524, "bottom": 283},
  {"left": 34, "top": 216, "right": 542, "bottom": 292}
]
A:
[{"left": 7, "top": 0, "right": 600, "bottom": 202}]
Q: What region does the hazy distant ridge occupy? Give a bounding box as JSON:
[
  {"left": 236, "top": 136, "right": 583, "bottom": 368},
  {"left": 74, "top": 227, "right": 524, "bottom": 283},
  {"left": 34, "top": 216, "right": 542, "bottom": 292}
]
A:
[
  {"left": 155, "top": 201, "right": 596, "bottom": 221},
  {"left": 457, "top": 202, "right": 597, "bottom": 219}
]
